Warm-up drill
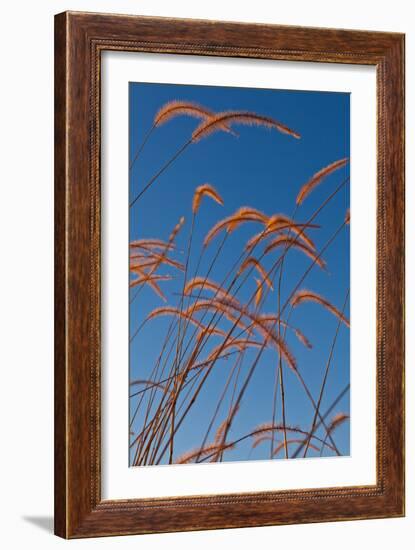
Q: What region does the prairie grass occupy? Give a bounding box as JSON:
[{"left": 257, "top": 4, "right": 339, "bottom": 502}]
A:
[{"left": 128, "top": 96, "right": 350, "bottom": 466}]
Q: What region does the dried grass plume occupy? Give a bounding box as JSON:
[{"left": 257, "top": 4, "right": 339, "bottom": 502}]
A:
[
  {"left": 192, "top": 183, "right": 224, "bottom": 214},
  {"left": 192, "top": 111, "right": 301, "bottom": 142},
  {"left": 291, "top": 289, "right": 350, "bottom": 327},
  {"left": 296, "top": 157, "right": 349, "bottom": 205}
]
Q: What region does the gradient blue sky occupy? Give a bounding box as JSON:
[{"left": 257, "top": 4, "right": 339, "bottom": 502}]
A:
[{"left": 129, "top": 81, "right": 350, "bottom": 466}]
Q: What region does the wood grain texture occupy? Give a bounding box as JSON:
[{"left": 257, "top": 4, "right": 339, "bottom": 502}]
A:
[
  {"left": 54, "top": 11, "right": 405, "bottom": 539},
  {"left": 54, "top": 12, "right": 67, "bottom": 538}
]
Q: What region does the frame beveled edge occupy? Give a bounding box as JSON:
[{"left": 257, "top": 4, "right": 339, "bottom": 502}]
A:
[{"left": 54, "top": 11, "right": 405, "bottom": 539}]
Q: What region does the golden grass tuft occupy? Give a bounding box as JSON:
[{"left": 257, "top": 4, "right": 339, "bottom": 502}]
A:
[
  {"left": 250, "top": 422, "right": 336, "bottom": 453},
  {"left": 129, "top": 274, "right": 171, "bottom": 301},
  {"left": 130, "top": 274, "right": 171, "bottom": 286},
  {"left": 291, "top": 289, "right": 350, "bottom": 327},
  {"left": 267, "top": 215, "right": 317, "bottom": 250},
  {"left": 192, "top": 183, "right": 224, "bottom": 214},
  {"left": 130, "top": 252, "right": 184, "bottom": 272},
  {"left": 254, "top": 277, "right": 263, "bottom": 307},
  {"left": 345, "top": 209, "right": 350, "bottom": 225},
  {"left": 199, "top": 340, "right": 262, "bottom": 371},
  {"left": 170, "top": 216, "right": 185, "bottom": 241},
  {"left": 129, "top": 379, "right": 172, "bottom": 395},
  {"left": 265, "top": 235, "right": 326, "bottom": 270},
  {"left": 188, "top": 299, "right": 250, "bottom": 334},
  {"left": 184, "top": 276, "right": 238, "bottom": 305},
  {"left": 293, "top": 328, "right": 313, "bottom": 349},
  {"left": 239, "top": 257, "right": 273, "bottom": 289},
  {"left": 227, "top": 207, "right": 268, "bottom": 231},
  {"left": 129, "top": 238, "right": 175, "bottom": 252},
  {"left": 204, "top": 207, "right": 268, "bottom": 246},
  {"left": 175, "top": 442, "right": 234, "bottom": 464},
  {"left": 245, "top": 216, "right": 318, "bottom": 251},
  {"left": 153, "top": 100, "right": 236, "bottom": 136},
  {"left": 190, "top": 297, "right": 297, "bottom": 370},
  {"left": 259, "top": 315, "right": 312, "bottom": 349},
  {"left": 192, "top": 111, "right": 301, "bottom": 142},
  {"left": 219, "top": 338, "right": 262, "bottom": 354},
  {"left": 296, "top": 157, "right": 349, "bottom": 205},
  {"left": 130, "top": 219, "right": 185, "bottom": 299},
  {"left": 273, "top": 438, "right": 320, "bottom": 455},
  {"left": 252, "top": 434, "right": 273, "bottom": 449},
  {"left": 146, "top": 306, "right": 226, "bottom": 337},
  {"left": 328, "top": 412, "right": 349, "bottom": 434}
]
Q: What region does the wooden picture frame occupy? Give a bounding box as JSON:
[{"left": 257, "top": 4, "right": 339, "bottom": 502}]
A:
[{"left": 54, "top": 11, "right": 405, "bottom": 538}]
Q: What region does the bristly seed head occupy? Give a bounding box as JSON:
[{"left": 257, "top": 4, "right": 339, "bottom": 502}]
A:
[{"left": 192, "top": 183, "right": 224, "bottom": 214}]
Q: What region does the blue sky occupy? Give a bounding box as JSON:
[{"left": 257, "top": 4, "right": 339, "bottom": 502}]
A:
[{"left": 129, "top": 81, "right": 350, "bottom": 466}]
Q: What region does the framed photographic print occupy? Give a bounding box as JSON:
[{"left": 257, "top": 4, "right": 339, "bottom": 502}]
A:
[{"left": 54, "top": 11, "right": 405, "bottom": 538}]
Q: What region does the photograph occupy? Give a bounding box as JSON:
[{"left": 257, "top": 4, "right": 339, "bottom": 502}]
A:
[
  {"left": 0, "top": 0, "right": 407, "bottom": 544},
  {"left": 128, "top": 82, "right": 351, "bottom": 467}
]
